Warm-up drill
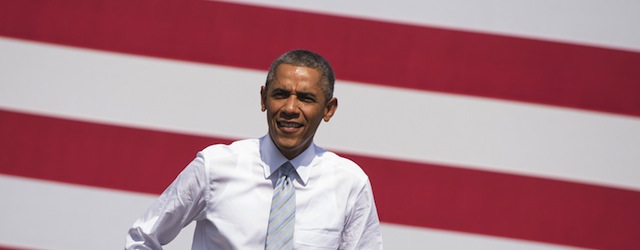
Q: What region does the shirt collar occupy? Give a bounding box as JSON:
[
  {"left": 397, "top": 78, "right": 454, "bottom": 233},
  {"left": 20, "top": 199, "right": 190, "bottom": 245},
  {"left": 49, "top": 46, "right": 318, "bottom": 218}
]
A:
[{"left": 260, "top": 135, "right": 315, "bottom": 185}]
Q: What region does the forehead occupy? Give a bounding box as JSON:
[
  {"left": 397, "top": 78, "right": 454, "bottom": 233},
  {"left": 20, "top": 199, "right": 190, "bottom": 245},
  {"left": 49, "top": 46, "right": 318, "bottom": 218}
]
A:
[{"left": 270, "top": 64, "right": 324, "bottom": 91}]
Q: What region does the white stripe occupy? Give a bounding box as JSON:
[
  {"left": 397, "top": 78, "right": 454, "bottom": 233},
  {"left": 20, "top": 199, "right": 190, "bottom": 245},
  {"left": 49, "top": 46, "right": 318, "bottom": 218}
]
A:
[
  {"left": 217, "top": 0, "right": 640, "bottom": 52},
  {"left": 1, "top": 37, "right": 639, "bottom": 191},
  {"left": 0, "top": 174, "right": 584, "bottom": 250},
  {"left": 0, "top": 174, "right": 192, "bottom": 250}
]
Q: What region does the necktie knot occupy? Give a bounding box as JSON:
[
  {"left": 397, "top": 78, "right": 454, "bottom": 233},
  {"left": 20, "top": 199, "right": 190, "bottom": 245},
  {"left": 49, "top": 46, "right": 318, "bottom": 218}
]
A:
[{"left": 280, "top": 162, "right": 295, "bottom": 179}]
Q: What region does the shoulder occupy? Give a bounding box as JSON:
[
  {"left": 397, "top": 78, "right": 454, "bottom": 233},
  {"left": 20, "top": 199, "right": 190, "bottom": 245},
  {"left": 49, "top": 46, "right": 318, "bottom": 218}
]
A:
[
  {"left": 196, "top": 138, "right": 261, "bottom": 177},
  {"left": 315, "top": 146, "right": 370, "bottom": 182},
  {"left": 200, "top": 138, "right": 259, "bottom": 159}
]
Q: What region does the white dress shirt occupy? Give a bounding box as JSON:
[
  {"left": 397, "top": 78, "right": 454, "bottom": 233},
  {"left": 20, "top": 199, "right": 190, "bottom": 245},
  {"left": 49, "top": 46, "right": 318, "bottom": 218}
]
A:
[{"left": 125, "top": 135, "right": 382, "bottom": 249}]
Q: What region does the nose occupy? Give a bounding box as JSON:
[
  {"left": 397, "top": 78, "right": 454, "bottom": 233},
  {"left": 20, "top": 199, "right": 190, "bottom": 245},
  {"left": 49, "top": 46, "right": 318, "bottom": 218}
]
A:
[{"left": 281, "top": 96, "right": 300, "bottom": 118}]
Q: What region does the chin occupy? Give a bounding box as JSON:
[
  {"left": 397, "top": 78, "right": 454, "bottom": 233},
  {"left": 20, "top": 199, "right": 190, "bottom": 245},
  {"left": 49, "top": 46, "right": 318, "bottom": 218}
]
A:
[
  {"left": 274, "top": 137, "right": 307, "bottom": 152},
  {"left": 275, "top": 140, "right": 300, "bottom": 151}
]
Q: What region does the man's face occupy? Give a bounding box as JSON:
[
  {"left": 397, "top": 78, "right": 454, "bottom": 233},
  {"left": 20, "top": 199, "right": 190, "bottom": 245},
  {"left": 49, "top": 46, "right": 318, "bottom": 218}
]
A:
[{"left": 261, "top": 64, "right": 338, "bottom": 159}]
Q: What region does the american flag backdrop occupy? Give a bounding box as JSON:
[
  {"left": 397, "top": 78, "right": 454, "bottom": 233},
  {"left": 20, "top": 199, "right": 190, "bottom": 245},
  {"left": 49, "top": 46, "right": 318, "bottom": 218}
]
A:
[{"left": 1, "top": 1, "right": 639, "bottom": 249}]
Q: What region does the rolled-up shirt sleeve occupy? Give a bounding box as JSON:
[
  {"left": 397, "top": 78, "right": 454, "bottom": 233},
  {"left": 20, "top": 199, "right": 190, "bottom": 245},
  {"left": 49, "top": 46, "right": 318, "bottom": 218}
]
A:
[{"left": 125, "top": 153, "right": 208, "bottom": 249}]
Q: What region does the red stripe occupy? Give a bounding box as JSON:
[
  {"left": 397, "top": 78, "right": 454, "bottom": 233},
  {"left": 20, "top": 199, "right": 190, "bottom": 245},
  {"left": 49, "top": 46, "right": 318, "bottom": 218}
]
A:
[
  {"left": 0, "top": 109, "right": 224, "bottom": 194},
  {"left": 0, "top": 247, "right": 29, "bottom": 250},
  {"left": 356, "top": 155, "right": 640, "bottom": 250},
  {"left": 1, "top": 1, "right": 639, "bottom": 117},
  {"left": 2, "top": 109, "right": 639, "bottom": 249}
]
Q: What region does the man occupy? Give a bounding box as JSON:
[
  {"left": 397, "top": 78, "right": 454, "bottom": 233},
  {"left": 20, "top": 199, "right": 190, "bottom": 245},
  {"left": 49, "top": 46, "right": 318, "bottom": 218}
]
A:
[{"left": 125, "top": 50, "right": 383, "bottom": 249}]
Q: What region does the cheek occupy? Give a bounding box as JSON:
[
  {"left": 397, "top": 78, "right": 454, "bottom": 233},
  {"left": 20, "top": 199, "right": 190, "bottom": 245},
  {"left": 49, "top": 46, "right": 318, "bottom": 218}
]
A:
[
  {"left": 304, "top": 108, "right": 325, "bottom": 124},
  {"left": 265, "top": 102, "right": 278, "bottom": 115},
  {"left": 267, "top": 100, "right": 285, "bottom": 112}
]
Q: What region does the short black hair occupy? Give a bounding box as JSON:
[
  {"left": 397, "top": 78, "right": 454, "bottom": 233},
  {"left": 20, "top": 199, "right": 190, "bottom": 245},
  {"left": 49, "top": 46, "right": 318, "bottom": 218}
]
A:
[{"left": 265, "top": 50, "right": 335, "bottom": 101}]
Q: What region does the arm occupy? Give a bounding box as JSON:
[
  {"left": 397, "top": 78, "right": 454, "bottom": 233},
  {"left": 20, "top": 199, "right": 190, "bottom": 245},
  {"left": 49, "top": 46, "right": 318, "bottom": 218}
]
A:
[
  {"left": 125, "top": 153, "right": 208, "bottom": 249},
  {"left": 340, "top": 179, "right": 383, "bottom": 250}
]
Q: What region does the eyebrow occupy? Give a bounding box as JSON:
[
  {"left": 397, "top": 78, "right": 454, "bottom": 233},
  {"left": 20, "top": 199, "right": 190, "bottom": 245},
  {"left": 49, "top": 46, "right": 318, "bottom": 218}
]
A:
[{"left": 271, "top": 88, "right": 317, "bottom": 98}]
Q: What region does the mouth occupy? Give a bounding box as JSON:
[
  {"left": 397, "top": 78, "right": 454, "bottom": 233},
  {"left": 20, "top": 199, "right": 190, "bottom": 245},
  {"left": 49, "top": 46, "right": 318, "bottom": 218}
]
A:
[{"left": 277, "top": 121, "right": 303, "bottom": 131}]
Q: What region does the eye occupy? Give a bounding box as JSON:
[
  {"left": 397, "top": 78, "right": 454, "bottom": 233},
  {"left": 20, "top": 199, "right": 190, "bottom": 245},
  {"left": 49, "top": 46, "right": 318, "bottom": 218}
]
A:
[
  {"left": 271, "top": 91, "right": 289, "bottom": 99},
  {"left": 298, "top": 93, "right": 317, "bottom": 103},
  {"left": 298, "top": 97, "right": 311, "bottom": 103}
]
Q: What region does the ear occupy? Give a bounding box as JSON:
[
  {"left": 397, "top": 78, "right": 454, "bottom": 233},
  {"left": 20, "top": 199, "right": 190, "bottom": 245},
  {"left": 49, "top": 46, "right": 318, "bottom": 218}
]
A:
[
  {"left": 260, "top": 85, "right": 267, "bottom": 112},
  {"left": 323, "top": 97, "right": 338, "bottom": 122}
]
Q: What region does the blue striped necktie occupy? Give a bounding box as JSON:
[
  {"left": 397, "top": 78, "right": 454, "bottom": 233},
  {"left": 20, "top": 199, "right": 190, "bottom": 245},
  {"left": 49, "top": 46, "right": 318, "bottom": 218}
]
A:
[{"left": 265, "top": 162, "right": 296, "bottom": 250}]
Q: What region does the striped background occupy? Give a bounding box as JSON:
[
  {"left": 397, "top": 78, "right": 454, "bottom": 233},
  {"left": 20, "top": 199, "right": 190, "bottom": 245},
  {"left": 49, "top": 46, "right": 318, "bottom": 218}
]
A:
[{"left": 1, "top": 0, "right": 639, "bottom": 249}]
